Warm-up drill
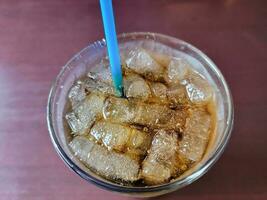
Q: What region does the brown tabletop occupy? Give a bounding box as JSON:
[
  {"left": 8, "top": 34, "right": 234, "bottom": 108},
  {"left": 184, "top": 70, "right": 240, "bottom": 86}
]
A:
[{"left": 0, "top": 0, "right": 266, "bottom": 199}]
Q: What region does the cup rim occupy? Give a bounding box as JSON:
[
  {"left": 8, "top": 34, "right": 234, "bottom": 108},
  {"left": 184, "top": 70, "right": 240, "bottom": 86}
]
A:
[{"left": 47, "top": 32, "right": 234, "bottom": 194}]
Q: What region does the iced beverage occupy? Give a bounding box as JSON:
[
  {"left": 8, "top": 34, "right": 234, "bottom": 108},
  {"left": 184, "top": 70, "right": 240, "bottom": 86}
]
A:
[{"left": 65, "top": 47, "right": 217, "bottom": 186}]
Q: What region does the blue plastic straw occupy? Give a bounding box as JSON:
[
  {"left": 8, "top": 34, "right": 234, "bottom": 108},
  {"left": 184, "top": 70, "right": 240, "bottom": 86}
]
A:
[{"left": 99, "top": 0, "right": 123, "bottom": 97}]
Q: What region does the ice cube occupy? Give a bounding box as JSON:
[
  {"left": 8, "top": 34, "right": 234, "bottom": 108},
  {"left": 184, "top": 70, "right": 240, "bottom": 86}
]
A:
[
  {"left": 87, "top": 64, "right": 113, "bottom": 85},
  {"left": 179, "top": 108, "right": 212, "bottom": 161},
  {"left": 142, "top": 159, "right": 171, "bottom": 185},
  {"left": 68, "top": 82, "right": 87, "bottom": 108},
  {"left": 185, "top": 108, "right": 212, "bottom": 139},
  {"left": 103, "top": 97, "right": 135, "bottom": 123},
  {"left": 134, "top": 103, "right": 187, "bottom": 131},
  {"left": 141, "top": 130, "right": 187, "bottom": 184},
  {"left": 65, "top": 112, "right": 84, "bottom": 133},
  {"left": 134, "top": 103, "right": 174, "bottom": 128},
  {"left": 65, "top": 92, "right": 106, "bottom": 134},
  {"left": 125, "top": 48, "right": 164, "bottom": 81},
  {"left": 103, "top": 97, "right": 187, "bottom": 131},
  {"left": 167, "top": 85, "right": 188, "bottom": 106},
  {"left": 90, "top": 121, "right": 151, "bottom": 156},
  {"left": 124, "top": 73, "right": 151, "bottom": 100},
  {"left": 84, "top": 78, "right": 114, "bottom": 95},
  {"left": 150, "top": 52, "right": 171, "bottom": 67},
  {"left": 165, "top": 58, "right": 190, "bottom": 84},
  {"left": 149, "top": 130, "right": 178, "bottom": 163},
  {"left": 182, "top": 72, "right": 213, "bottom": 104},
  {"left": 69, "top": 136, "right": 140, "bottom": 182},
  {"left": 150, "top": 82, "right": 167, "bottom": 100},
  {"left": 179, "top": 134, "right": 208, "bottom": 162}
]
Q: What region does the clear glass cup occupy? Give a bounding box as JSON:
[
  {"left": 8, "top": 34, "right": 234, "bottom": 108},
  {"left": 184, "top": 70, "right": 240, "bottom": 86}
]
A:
[{"left": 47, "top": 32, "right": 234, "bottom": 197}]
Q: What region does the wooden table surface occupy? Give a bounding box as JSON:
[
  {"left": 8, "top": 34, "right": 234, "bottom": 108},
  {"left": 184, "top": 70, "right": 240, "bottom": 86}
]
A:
[{"left": 0, "top": 0, "right": 266, "bottom": 199}]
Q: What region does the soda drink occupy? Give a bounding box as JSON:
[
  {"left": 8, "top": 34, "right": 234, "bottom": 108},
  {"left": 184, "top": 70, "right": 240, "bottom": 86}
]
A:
[{"left": 65, "top": 46, "right": 217, "bottom": 186}]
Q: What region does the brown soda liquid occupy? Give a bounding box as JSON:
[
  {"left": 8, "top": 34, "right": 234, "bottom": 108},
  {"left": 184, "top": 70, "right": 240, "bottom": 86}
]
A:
[{"left": 65, "top": 49, "right": 217, "bottom": 186}]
